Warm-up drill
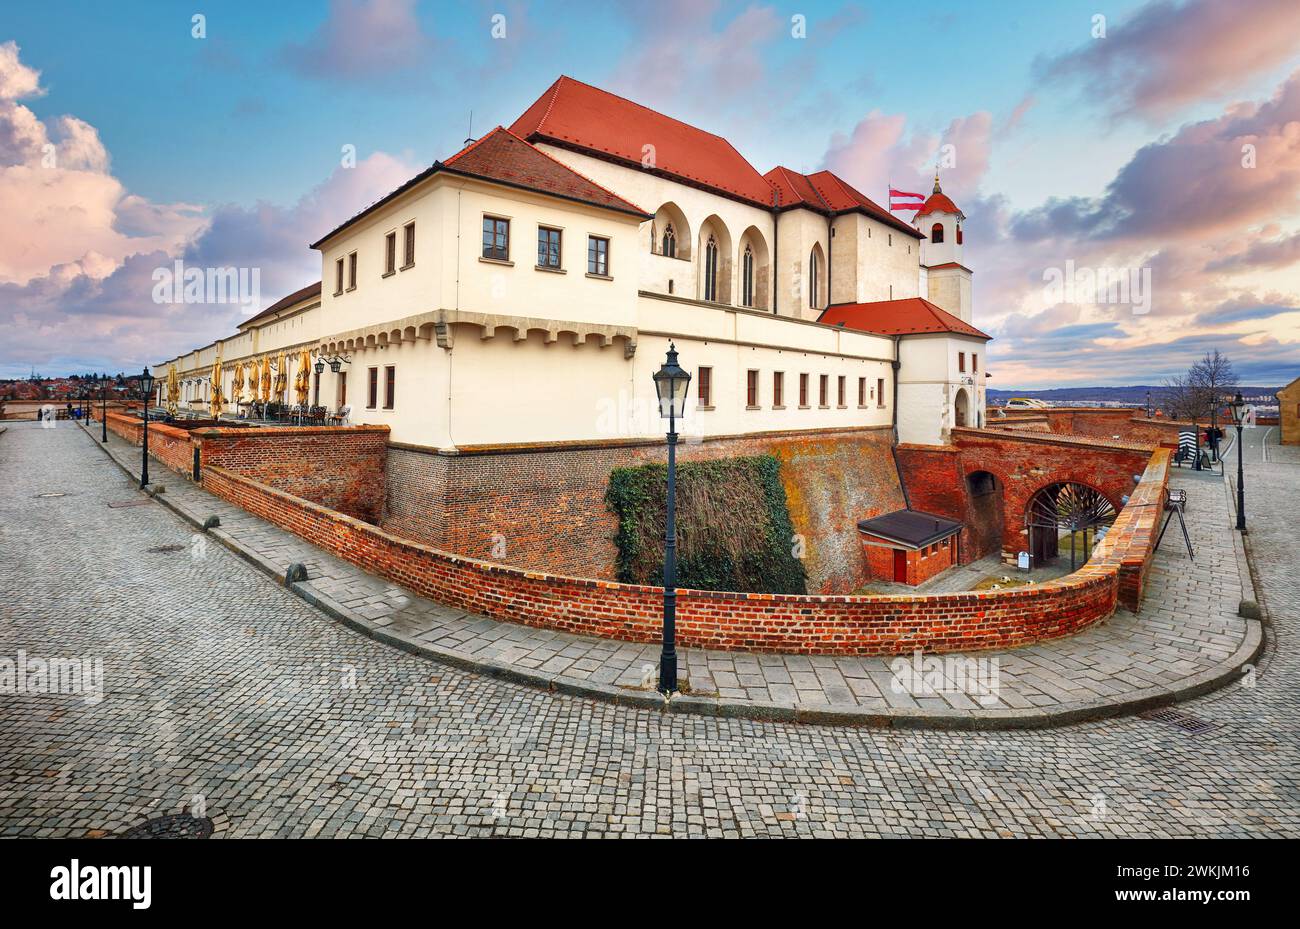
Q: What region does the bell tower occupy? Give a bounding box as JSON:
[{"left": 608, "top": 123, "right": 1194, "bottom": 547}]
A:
[{"left": 915, "top": 173, "right": 972, "bottom": 322}]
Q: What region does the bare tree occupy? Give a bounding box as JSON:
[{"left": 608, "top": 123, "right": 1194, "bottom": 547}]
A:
[{"left": 1161, "top": 350, "right": 1238, "bottom": 420}]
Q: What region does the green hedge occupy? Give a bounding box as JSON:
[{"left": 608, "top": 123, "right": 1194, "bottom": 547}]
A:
[{"left": 605, "top": 454, "right": 807, "bottom": 594}]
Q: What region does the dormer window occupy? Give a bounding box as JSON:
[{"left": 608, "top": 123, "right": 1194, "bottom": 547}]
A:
[{"left": 931, "top": 222, "right": 944, "bottom": 244}]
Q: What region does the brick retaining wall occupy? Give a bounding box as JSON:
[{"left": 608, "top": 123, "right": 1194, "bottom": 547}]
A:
[
  {"left": 200, "top": 448, "right": 1170, "bottom": 656},
  {"left": 383, "top": 427, "right": 906, "bottom": 594}
]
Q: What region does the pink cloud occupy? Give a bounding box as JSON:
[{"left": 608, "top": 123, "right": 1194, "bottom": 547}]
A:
[
  {"left": 1040, "top": 0, "right": 1300, "bottom": 119},
  {"left": 279, "top": 0, "right": 442, "bottom": 82}
]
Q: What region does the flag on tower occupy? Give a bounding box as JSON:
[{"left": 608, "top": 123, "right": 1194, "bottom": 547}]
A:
[{"left": 889, "top": 187, "right": 925, "bottom": 212}]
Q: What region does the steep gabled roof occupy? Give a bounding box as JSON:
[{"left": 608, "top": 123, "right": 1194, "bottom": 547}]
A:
[
  {"left": 511, "top": 75, "right": 776, "bottom": 206},
  {"left": 240, "top": 281, "right": 322, "bottom": 329},
  {"left": 310, "top": 126, "right": 650, "bottom": 249},
  {"left": 820, "top": 298, "right": 991, "bottom": 339},
  {"left": 764, "top": 165, "right": 923, "bottom": 238}
]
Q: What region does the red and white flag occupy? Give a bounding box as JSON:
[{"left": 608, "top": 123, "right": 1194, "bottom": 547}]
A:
[{"left": 889, "top": 187, "right": 925, "bottom": 212}]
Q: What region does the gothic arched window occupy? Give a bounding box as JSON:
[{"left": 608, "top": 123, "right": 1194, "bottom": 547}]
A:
[
  {"left": 704, "top": 235, "right": 719, "bottom": 302},
  {"left": 662, "top": 224, "right": 677, "bottom": 258},
  {"left": 808, "top": 247, "right": 820, "bottom": 309},
  {"left": 931, "top": 222, "right": 945, "bottom": 244},
  {"left": 741, "top": 244, "right": 754, "bottom": 307}
]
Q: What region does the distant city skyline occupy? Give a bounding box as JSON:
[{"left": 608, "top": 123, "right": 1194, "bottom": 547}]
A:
[{"left": 2, "top": 0, "right": 1298, "bottom": 386}]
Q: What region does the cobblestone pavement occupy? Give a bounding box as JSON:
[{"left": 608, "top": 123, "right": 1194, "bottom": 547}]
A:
[
  {"left": 78, "top": 422, "right": 1253, "bottom": 723},
  {"left": 0, "top": 420, "right": 1296, "bottom": 837}
]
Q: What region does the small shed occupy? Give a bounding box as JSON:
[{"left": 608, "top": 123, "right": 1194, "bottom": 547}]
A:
[{"left": 857, "top": 509, "right": 963, "bottom": 586}]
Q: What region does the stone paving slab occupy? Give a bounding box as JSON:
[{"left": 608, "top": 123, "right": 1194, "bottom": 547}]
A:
[{"left": 82, "top": 421, "right": 1262, "bottom": 728}]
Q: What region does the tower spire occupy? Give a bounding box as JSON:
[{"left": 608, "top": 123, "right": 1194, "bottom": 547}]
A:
[{"left": 933, "top": 167, "right": 942, "bottom": 194}]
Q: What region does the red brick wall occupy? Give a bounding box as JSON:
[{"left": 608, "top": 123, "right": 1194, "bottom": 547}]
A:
[
  {"left": 895, "top": 443, "right": 1004, "bottom": 564},
  {"left": 104, "top": 412, "right": 195, "bottom": 478},
  {"left": 948, "top": 428, "right": 1154, "bottom": 562},
  {"left": 194, "top": 425, "right": 389, "bottom": 524},
  {"left": 201, "top": 449, "right": 1169, "bottom": 656},
  {"left": 859, "top": 532, "right": 956, "bottom": 586},
  {"left": 381, "top": 427, "right": 906, "bottom": 594}
]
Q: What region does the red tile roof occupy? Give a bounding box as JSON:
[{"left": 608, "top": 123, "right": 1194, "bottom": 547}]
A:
[
  {"left": 915, "top": 189, "right": 962, "bottom": 219},
  {"left": 820, "top": 298, "right": 991, "bottom": 339},
  {"left": 511, "top": 75, "right": 777, "bottom": 206},
  {"left": 241, "top": 281, "right": 322, "bottom": 328},
  {"left": 311, "top": 126, "right": 649, "bottom": 249},
  {"left": 764, "top": 166, "right": 923, "bottom": 238},
  {"left": 443, "top": 126, "right": 650, "bottom": 216}
]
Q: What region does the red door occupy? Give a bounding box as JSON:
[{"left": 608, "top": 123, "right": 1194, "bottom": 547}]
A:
[{"left": 893, "top": 549, "right": 908, "bottom": 583}]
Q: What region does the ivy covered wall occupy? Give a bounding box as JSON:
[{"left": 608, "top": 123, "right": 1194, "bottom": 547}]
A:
[{"left": 605, "top": 455, "right": 807, "bottom": 594}]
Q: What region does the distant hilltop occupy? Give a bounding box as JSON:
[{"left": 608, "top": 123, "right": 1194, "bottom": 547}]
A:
[{"left": 987, "top": 386, "right": 1283, "bottom": 407}]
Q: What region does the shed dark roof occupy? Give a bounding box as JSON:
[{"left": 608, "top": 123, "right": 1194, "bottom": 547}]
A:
[{"left": 857, "top": 509, "right": 963, "bottom": 548}]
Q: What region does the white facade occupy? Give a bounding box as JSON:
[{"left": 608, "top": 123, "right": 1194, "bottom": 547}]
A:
[{"left": 156, "top": 87, "right": 988, "bottom": 451}]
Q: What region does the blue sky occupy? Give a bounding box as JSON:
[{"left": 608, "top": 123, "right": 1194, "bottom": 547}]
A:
[{"left": 3, "top": 0, "right": 1299, "bottom": 387}]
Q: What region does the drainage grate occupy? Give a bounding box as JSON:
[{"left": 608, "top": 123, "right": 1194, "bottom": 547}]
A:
[
  {"left": 146, "top": 544, "right": 186, "bottom": 554},
  {"left": 117, "top": 813, "right": 214, "bottom": 839},
  {"left": 1139, "top": 708, "right": 1219, "bottom": 736},
  {"left": 107, "top": 499, "right": 151, "bottom": 508}
]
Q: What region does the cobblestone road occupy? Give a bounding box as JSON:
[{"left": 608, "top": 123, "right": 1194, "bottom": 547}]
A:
[{"left": 1, "top": 421, "right": 1297, "bottom": 837}]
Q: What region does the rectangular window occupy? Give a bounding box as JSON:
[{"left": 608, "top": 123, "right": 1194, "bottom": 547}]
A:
[
  {"left": 588, "top": 235, "right": 609, "bottom": 276},
  {"left": 858, "top": 377, "right": 866, "bottom": 407},
  {"left": 334, "top": 258, "right": 344, "bottom": 295},
  {"left": 958, "top": 352, "right": 966, "bottom": 373},
  {"left": 385, "top": 231, "right": 396, "bottom": 275},
  {"left": 799, "top": 373, "right": 809, "bottom": 407},
  {"left": 383, "top": 365, "right": 395, "bottom": 409},
  {"left": 773, "top": 372, "right": 784, "bottom": 408},
  {"left": 347, "top": 251, "right": 357, "bottom": 290},
  {"left": 746, "top": 369, "right": 759, "bottom": 408},
  {"left": 698, "top": 366, "right": 712, "bottom": 407},
  {"left": 403, "top": 222, "right": 416, "bottom": 268},
  {"left": 837, "top": 376, "right": 846, "bottom": 407},
  {"left": 972, "top": 353, "right": 978, "bottom": 373},
  {"left": 482, "top": 216, "right": 509, "bottom": 261},
  {"left": 367, "top": 366, "right": 378, "bottom": 409},
  {"left": 537, "top": 226, "right": 562, "bottom": 269},
  {"left": 877, "top": 377, "right": 886, "bottom": 407},
  {"left": 819, "top": 375, "right": 829, "bottom": 407}
]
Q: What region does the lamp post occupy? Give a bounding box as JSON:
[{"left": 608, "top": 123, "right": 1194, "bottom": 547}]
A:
[
  {"left": 99, "top": 375, "right": 108, "bottom": 442},
  {"left": 1145, "top": 390, "right": 1151, "bottom": 419},
  {"left": 1230, "top": 391, "right": 1246, "bottom": 531},
  {"left": 314, "top": 359, "right": 325, "bottom": 415},
  {"left": 652, "top": 343, "right": 691, "bottom": 695},
  {"left": 139, "top": 366, "right": 155, "bottom": 490}
]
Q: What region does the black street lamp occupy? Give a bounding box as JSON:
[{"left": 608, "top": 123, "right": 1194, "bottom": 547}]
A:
[
  {"left": 139, "top": 366, "right": 155, "bottom": 489},
  {"left": 1229, "top": 391, "right": 1246, "bottom": 531},
  {"left": 99, "top": 374, "right": 108, "bottom": 443},
  {"left": 1209, "top": 395, "right": 1220, "bottom": 462},
  {"left": 651, "top": 343, "right": 691, "bottom": 695}
]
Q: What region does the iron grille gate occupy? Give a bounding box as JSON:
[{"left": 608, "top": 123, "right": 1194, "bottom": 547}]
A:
[{"left": 1025, "top": 483, "right": 1118, "bottom": 570}]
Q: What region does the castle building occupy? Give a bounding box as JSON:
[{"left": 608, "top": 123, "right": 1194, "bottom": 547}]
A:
[{"left": 155, "top": 76, "right": 991, "bottom": 590}]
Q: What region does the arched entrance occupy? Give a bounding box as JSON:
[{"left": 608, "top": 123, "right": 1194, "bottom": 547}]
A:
[
  {"left": 954, "top": 388, "right": 970, "bottom": 428},
  {"left": 1026, "top": 482, "right": 1117, "bottom": 570}
]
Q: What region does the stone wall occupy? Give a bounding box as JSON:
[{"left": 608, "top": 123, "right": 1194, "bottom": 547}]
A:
[{"left": 382, "top": 426, "right": 906, "bottom": 594}]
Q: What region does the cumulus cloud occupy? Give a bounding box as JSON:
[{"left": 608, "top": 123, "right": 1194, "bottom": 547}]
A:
[
  {"left": 1039, "top": 0, "right": 1300, "bottom": 120},
  {"left": 0, "top": 41, "right": 418, "bottom": 377},
  {"left": 0, "top": 40, "right": 42, "bottom": 100}
]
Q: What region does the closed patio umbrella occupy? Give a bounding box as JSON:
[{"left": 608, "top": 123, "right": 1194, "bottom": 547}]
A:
[
  {"left": 166, "top": 365, "right": 179, "bottom": 416},
  {"left": 210, "top": 358, "right": 224, "bottom": 419},
  {"left": 296, "top": 349, "right": 311, "bottom": 407},
  {"left": 260, "top": 356, "right": 272, "bottom": 403},
  {"left": 231, "top": 361, "right": 245, "bottom": 405},
  {"left": 275, "top": 351, "right": 288, "bottom": 400}
]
